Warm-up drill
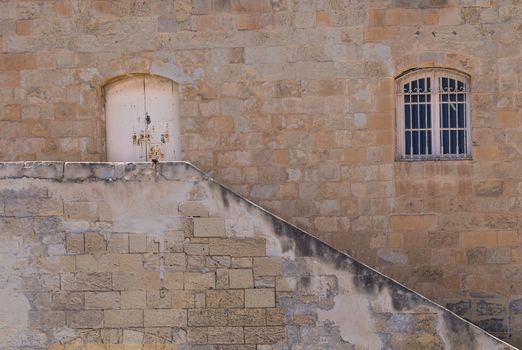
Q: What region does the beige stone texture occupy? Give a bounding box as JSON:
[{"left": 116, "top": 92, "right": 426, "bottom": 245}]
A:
[
  {"left": 206, "top": 289, "right": 244, "bottom": 308},
  {"left": 121, "top": 290, "right": 147, "bottom": 309},
  {"left": 144, "top": 309, "right": 187, "bottom": 327},
  {"left": 229, "top": 269, "right": 254, "bottom": 288},
  {"left": 209, "top": 238, "right": 266, "bottom": 257},
  {"left": 184, "top": 272, "right": 215, "bottom": 290},
  {"left": 193, "top": 217, "right": 225, "bottom": 237},
  {"left": 84, "top": 292, "right": 120, "bottom": 310},
  {"left": 0, "top": 163, "right": 514, "bottom": 349},
  {"left": 104, "top": 309, "right": 143, "bottom": 328},
  {"left": 2, "top": 0, "right": 522, "bottom": 345},
  {"left": 253, "top": 257, "right": 283, "bottom": 276},
  {"left": 245, "top": 288, "right": 275, "bottom": 308}
]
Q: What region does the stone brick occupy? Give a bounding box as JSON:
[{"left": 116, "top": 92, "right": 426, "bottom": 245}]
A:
[
  {"left": 184, "top": 243, "right": 209, "bottom": 255},
  {"left": 5, "top": 197, "right": 63, "bottom": 217},
  {"left": 474, "top": 180, "right": 504, "bottom": 196},
  {"left": 187, "top": 255, "right": 206, "bottom": 271},
  {"left": 207, "top": 327, "right": 244, "bottom": 344},
  {"left": 146, "top": 289, "right": 172, "bottom": 309},
  {"left": 496, "top": 110, "right": 519, "bottom": 127},
  {"left": 144, "top": 309, "right": 187, "bottom": 327},
  {"left": 118, "top": 254, "right": 143, "bottom": 271},
  {"left": 316, "top": 11, "right": 332, "bottom": 27},
  {"left": 55, "top": 1, "right": 73, "bottom": 17},
  {"left": 184, "top": 272, "right": 215, "bottom": 290},
  {"left": 0, "top": 162, "right": 22, "bottom": 178},
  {"left": 487, "top": 249, "right": 511, "bottom": 268},
  {"left": 158, "top": 17, "right": 177, "bottom": 32},
  {"left": 216, "top": 268, "right": 229, "bottom": 289},
  {"left": 188, "top": 308, "right": 227, "bottom": 326},
  {"left": 207, "top": 289, "right": 244, "bottom": 308},
  {"left": 275, "top": 277, "right": 296, "bottom": 292},
  {"left": 76, "top": 254, "right": 118, "bottom": 272},
  {"left": 390, "top": 215, "right": 438, "bottom": 232},
  {"left": 65, "top": 201, "right": 97, "bottom": 221},
  {"left": 51, "top": 291, "right": 84, "bottom": 310},
  {"left": 187, "top": 327, "right": 208, "bottom": 344},
  {"left": 244, "top": 326, "right": 286, "bottom": 344},
  {"left": 104, "top": 309, "right": 143, "bottom": 328},
  {"left": 238, "top": 14, "right": 260, "bottom": 30},
  {"left": 28, "top": 311, "right": 65, "bottom": 329},
  {"left": 207, "top": 255, "right": 232, "bottom": 269},
  {"left": 37, "top": 256, "right": 75, "bottom": 273},
  {"left": 209, "top": 238, "right": 266, "bottom": 257},
  {"left": 84, "top": 232, "right": 106, "bottom": 253},
  {"left": 121, "top": 290, "right": 146, "bottom": 309},
  {"left": 228, "top": 308, "right": 265, "bottom": 326},
  {"left": 266, "top": 308, "right": 286, "bottom": 325},
  {"left": 179, "top": 201, "right": 210, "bottom": 217},
  {"left": 229, "top": 269, "right": 253, "bottom": 288},
  {"left": 61, "top": 273, "right": 112, "bottom": 291},
  {"left": 253, "top": 257, "right": 283, "bottom": 276},
  {"left": 107, "top": 233, "right": 129, "bottom": 253},
  {"left": 498, "top": 230, "right": 518, "bottom": 247},
  {"left": 364, "top": 26, "right": 399, "bottom": 42},
  {"left": 231, "top": 257, "right": 252, "bottom": 268},
  {"left": 66, "top": 233, "right": 84, "bottom": 254},
  {"left": 245, "top": 289, "right": 275, "bottom": 308},
  {"left": 129, "top": 234, "right": 147, "bottom": 253},
  {"left": 439, "top": 7, "right": 461, "bottom": 25},
  {"left": 15, "top": 19, "right": 32, "bottom": 35},
  {"left": 67, "top": 310, "right": 103, "bottom": 328},
  {"left": 193, "top": 217, "right": 225, "bottom": 237},
  {"left": 474, "top": 146, "right": 499, "bottom": 161},
  {"left": 171, "top": 290, "right": 195, "bottom": 308},
  {"left": 0, "top": 71, "right": 19, "bottom": 88},
  {"left": 163, "top": 271, "right": 185, "bottom": 290},
  {"left": 462, "top": 231, "right": 498, "bottom": 248},
  {"left": 112, "top": 271, "right": 162, "bottom": 291},
  {"left": 85, "top": 292, "right": 120, "bottom": 309},
  {"left": 22, "top": 161, "right": 63, "bottom": 179},
  {"left": 164, "top": 253, "right": 186, "bottom": 271},
  {"left": 230, "top": 0, "right": 272, "bottom": 12}
]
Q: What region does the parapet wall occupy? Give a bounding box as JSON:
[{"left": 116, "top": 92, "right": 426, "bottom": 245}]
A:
[{"left": 0, "top": 161, "right": 514, "bottom": 349}]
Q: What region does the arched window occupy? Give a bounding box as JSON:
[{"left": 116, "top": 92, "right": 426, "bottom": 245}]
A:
[
  {"left": 395, "top": 68, "right": 471, "bottom": 160},
  {"left": 105, "top": 75, "right": 180, "bottom": 162}
]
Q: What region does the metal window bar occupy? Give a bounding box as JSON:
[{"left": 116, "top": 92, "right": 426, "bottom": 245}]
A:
[
  {"left": 403, "top": 77, "right": 432, "bottom": 160},
  {"left": 438, "top": 77, "right": 468, "bottom": 159}
]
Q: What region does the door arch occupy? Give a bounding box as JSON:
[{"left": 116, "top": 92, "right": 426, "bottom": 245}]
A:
[{"left": 105, "top": 74, "right": 181, "bottom": 162}]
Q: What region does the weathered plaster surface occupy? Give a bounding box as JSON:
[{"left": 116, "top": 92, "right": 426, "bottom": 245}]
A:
[
  {"left": 0, "top": 161, "right": 514, "bottom": 349},
  {"left": 2, "top": 0, "right": 522, "bottom": 344}
]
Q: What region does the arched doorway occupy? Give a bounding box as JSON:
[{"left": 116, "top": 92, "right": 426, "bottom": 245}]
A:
[{"left": 105, "top": 75, "right": 181, "bottom": 162}]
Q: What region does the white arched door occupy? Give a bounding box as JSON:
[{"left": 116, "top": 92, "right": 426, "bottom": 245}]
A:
[{"left": 105, "top": 75, "right": 180, "bottom": 162}]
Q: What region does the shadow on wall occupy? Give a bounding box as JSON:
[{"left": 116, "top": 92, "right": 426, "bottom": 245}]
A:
[{"left": 0, "top": 161, "right": 515, "bottom": 349}]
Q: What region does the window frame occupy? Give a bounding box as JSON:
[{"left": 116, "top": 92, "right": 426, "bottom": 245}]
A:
[{"left": 395, "top": 68, "right": 472, "bottom": 161}]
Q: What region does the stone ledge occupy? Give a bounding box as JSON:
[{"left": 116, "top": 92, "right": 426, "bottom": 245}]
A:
[{"left": 0, "top": 161, "right": 205, "bottom": 182}]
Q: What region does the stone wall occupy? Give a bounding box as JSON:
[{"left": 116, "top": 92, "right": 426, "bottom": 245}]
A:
[
  {"left": 1, "top": 0, "right": 522, "bottom": 345},
  {"left": 0, "top": 161, "right": 514, "bottom": 349}
]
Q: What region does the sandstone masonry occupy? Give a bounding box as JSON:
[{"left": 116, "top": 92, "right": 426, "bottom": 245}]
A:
[
  {"left": 1, "top": 0, "right": 522, "bottom": 346},
  {"left": 0, "top": 161, "right": 514, "bottom": 349}
]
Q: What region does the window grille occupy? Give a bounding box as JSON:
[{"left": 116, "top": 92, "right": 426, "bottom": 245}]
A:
[{"left": 395, "top": 68, "right": 471, "bottom": 160}]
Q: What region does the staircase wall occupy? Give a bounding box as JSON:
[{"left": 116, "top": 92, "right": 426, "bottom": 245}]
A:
[
  {"left": 2, "top": 0, "right": 522, "bottom": 344},
  {"left": 0, "top": 161, "right": 513, "bottom": 349}
]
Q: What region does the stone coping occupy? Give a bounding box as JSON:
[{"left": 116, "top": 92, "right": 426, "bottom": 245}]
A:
[{"left": 0, "top": 161, "right": 204, "bottom": 182}]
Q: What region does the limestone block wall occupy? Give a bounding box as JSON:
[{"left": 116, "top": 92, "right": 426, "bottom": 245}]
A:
[
  {"left": 0, "top": 161, "right": 514, "bottom": 349},
  {"left": 2, "top": 0, "right": 522, "bottom": 345}
]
